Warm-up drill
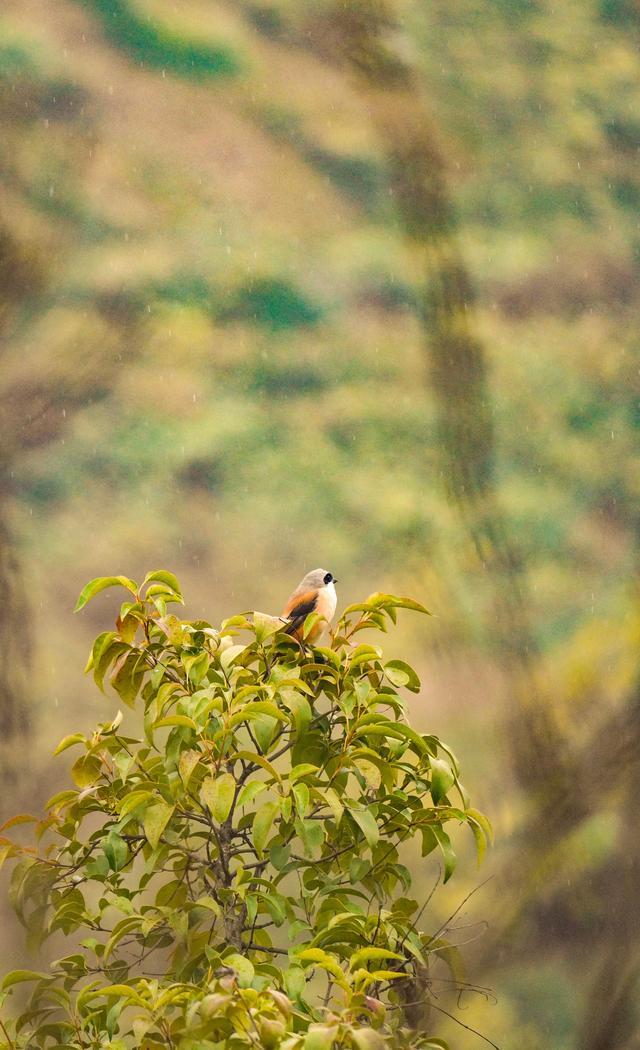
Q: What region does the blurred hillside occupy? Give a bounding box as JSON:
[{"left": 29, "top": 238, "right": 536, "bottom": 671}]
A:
[{"left": 2, "top": 1, "right": 640, "bottom": 1047}]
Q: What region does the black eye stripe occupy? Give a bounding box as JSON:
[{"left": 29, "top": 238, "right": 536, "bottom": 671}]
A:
[{"left": 323, "top": 572, "right": 333, "bottom": 585}]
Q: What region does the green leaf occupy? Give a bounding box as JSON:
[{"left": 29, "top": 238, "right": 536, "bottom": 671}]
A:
[
  {"left": 349, "top": 807, "right": 379, "bottom": 849},
  {"left": 143, "top": 570, "right": 183, "bottom": 602},
  {"left": 86, "top": 984, "right": 147, "bottom": 1007},
  {"left": 252, "top": 800, "right": 279, "bottom": 855},
  {"left": 350, "top": 858, "right": 370, "bottom": 882},
  {"left": 53, "top": 733, "right": 85, "bottom": 756},
  {"left": 118, "top": 790, "right": 155, "bottom": 817},
  {"left": 280, "top": 690, "right": 312, "bottom": 735},
  {"left": 236, "top": 780, "right": 267, "bottom": 808},
  {"left": 367, "top": 592, "right": 431, "bottom": 615},
  {"left": 350, "top": 947, "right": 402, "bottom": 970},
  {"left": 93, "top": 638, "right": 129, "bottom": 692},
  {"left": 2, "top": 970, "right": 49, "bottom": 990},
  {"left": 284, "top": 964, "right": 306, "bottom": 1001},
  {"left": 201, "top": 772, "right": 236, "bottom": 823},
  {"left": 220, "top": 644, "right": 247, "bottom": 671},
  {"left": 178, "top": 749, "right": 201, "bottom": 786},
  {"left": 103, "top": 917, "right": 143, "bottom": 962},
  {"left": 270, "top": 844, "right": 290, "bottom": 870},
  {"left": 466, "top": 808, "right": 493, "bottom": 865},
  {"left": 297, "top": 817, "right": 324, "bottom": 857},
  {"left": 351, "top": 1029, "right": 387, "bottom": 1050},
  {"left": 302, "top": 612, "right": 321, "bottom": 640},
  {"left": 353, "top": 758, "right": 381, "bottom": 790},
  {"left": 362, "top": 969, "right": 405, "bottom": 983},
  {"left": 102, "top": 832, "right": 128, "bottom": 872},
  {"left": 75, "top": 576, "right": 138, "bottom": 612},
  {"left": 432, "top": 826, "right": 457, "bottom": 883},
  {"left": 153, "top": 714, "right": 197, "bottom": 730},
  {"left": 224, "top": 953, "right": 254, "bottom": 988},
  {"left": 228, "top": 701, "right": 287, "bottom": 729},
  {"left": 349, "top": 644, "right": 383, "bottom": 669},
  {"left": 232, "top": 750, "right": 282, "bottom": 783},
  {"left": 385, "top": 659, "right": 421, "bottom": 692},
  {"left": 194, "top": 895, "right": 221, "bottom": 916},
  {"left": 353, "top": 719, "right": 428, "bottom": 757},
  {"left": 290, "top": 763, "right": 320, "bottom": 782},
  {"left": 70, "top": 753, "right": 102, "bottom": 789},
  {"left": 296, "top": 948, "right": 346, "bottom": 983},
  {"left": 304, "top": 1024, "right": 338, "bottom": 1050},
  {"left": 292, "top": 782, "right": 310, "bottom": 817},
  {"left": 111, "top": 652, "right": 146, "bottom": 709},
  {"left": 430, "top": 757, "right": 455, "bottom": 804},
  {"left": 143, "top": 802, "right": 174, "bottom": 850},
  {"left": 314, "top": 786, "right": 344, "bottom": 824},
  {"left": 467, "top": 807, "right": 494, "bottom": 844},
  {"left": 253, "top": 610, "right": 284, "bottom": 642}
]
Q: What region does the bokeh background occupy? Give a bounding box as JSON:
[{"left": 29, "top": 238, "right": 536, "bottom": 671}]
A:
[{"left": 2, "top": 0, "right": 640, "bottom": 1047}]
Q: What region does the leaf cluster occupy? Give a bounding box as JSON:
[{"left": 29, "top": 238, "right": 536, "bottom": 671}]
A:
[{"left": 0, "top": 573, "right": 490, "bottom": 1049}]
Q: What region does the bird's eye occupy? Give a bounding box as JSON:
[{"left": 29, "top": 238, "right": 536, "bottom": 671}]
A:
[{"left": 323, "top": 572, "right": 333, "bottom": 585}]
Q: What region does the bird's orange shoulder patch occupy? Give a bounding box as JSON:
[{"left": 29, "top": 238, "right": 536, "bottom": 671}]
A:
[{"left": 283, "top": 589, "right": 318, "bottom": 617}]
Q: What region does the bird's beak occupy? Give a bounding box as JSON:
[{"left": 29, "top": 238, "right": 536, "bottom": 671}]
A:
[{"left": 333, "top": 578, "right": 339, "bottom": 584}]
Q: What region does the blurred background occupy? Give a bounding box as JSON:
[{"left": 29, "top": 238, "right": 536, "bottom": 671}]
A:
[{"left": 2, "top": 0, "right": 640, "bottom": 1046}]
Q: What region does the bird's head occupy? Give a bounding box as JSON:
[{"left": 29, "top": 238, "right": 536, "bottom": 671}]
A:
[{"left": 301, "top": 568, "right": 338, "bottom": 590}]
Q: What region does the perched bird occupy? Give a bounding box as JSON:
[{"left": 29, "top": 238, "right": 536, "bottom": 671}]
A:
[{"left": 282, "top": 569, "right": 338, "bottom": 644}]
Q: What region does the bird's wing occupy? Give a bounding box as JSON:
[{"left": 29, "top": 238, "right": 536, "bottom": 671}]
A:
[{"left": 283, "top": 589, "right": 319, "bottom": 636}]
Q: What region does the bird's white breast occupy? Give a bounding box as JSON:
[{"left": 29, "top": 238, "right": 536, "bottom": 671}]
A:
[{"left": 317, "top": 581, "right": 337, "bottom": 622}]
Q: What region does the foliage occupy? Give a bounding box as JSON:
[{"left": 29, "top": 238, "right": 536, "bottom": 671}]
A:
[
  {"left": 217, "top": 276, "right": 324, "bottom": 331},
  {"left": 86, "top": 0, "right": 241, "bottom": 80},
  {"left": 0, "top": 573, "right": 489, "bottom": 1049},
  {"left": 5, "top": 0, "right": 640, "bottom": 1043}
]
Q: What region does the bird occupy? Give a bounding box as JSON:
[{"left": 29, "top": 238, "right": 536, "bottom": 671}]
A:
[{"left": 282, "top": 569, "right": 338, "bottom": 644}]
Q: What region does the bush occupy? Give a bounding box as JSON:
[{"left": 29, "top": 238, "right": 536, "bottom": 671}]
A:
[
  {"left": 217, "top": 277, "right": 323, "bottom": 331},
  {"left": 0, "top": 571, "right": 490, "bottom": 1049},
  {"left": 88, "top": 0, "right": 240, "bottom": 80}
]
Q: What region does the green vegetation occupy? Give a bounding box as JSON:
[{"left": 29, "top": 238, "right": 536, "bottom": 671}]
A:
[
  {"left": 217, "top": 276, "right": 324, "bottom": 330},
  {"left": 2, "top": 0, "right": 640, "bottom": 1045},
  {"left": 0, "top": 575, "right": 488, "bottom": 1048},
  {"left": 86, "top": 0, "right": 241, "bottom": 79}
]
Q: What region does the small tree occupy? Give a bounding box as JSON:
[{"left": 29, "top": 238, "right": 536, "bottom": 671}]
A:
[{"left": 0, "top": 572, "right": 490, "bottom": 1049}]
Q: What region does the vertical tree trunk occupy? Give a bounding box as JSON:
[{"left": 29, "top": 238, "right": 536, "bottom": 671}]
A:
[
  {"left": 0, "top": 225, "right": 44, "bottom": 791},
  {"left": 0, "top": 502, "right": 33, "bottom": 788},
  {"left": 316, "top": 0, "right": 564, "bottom": 788}
]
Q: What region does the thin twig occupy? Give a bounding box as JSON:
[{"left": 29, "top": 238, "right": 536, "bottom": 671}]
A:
[
  {"left": 430, "top": 876, "right": 494, "bottom": 944},
  {"left": 425, "top": 999, "right": 502, "bottom": 1050},
  {"left": 246, "top": 942, "right": 289, "bottom": 956}
]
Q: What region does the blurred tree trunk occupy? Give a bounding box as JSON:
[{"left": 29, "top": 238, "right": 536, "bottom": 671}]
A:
[
  {"left": 576, "top": 679, "right": 640, "bottom": 1050},
  {"left": 313, "top": 0, "right": 565, "bottom": 790},
  {"left": 0, "top": 226, "right": 45, "bottom": 788},
  {"left": 0, "top": 503, "right": 32, "bottom": 785}
]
